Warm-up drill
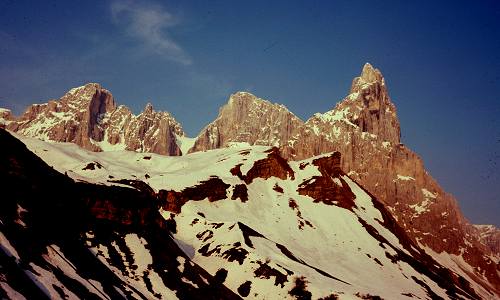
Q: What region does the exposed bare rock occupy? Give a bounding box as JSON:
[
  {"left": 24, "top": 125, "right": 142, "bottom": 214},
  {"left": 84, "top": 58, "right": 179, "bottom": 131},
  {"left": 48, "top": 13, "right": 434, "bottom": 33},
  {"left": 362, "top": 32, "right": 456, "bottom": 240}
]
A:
[
  {"left": 189, "top": 63, "right": 500, "bottom": 291},
  {"left": 244, "top": 147, "right": 295, "bottom": 184},
  {"left": 0, "top": 108, "right": 13, "bottom": 128},
  {"left": 3, "top": 66, "right": 499, "bottom": 294},
  {"left": 5, "top": 83, "right": 184, "bottom": 155},
  {"left": 112, "top": 103, "right": 183, "bottom": 155},
  {"left": 292, "top": 65, "right": 500, "bottom": 289},
  {"left": 298, "top": 152, "right": 356, "bottom": 209},
  {"left": 159, "top": 176, "right": 231, "bottom": 213},
  {"left": 473, "top": 225, "right": 500, "bottom": 254},
  {"left": 189, "top": 91, "right": 304, "bottom": 155}
]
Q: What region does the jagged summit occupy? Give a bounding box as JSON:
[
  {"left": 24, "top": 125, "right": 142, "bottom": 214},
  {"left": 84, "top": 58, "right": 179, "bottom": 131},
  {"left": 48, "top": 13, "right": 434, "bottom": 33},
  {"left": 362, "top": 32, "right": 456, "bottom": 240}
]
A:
[
  {"left": 2, "top": 67, "right": 499, "bottom": 295},
  {"left": 189, "top": 91, "right": 303, "bottom": 153},
  {"left": 349, "top": 63, "right": 385, "bottom": 95},
  {"left": 226, "top": 91, "right": 292, "bottom": 112},
  {"left": 4, "top": 83, "right": 184, "bottom": 155},
  {"left": 143, "top": 102, "right": 154, "bottom": 114},
  {"left": 357, "top": 62, "right": 384, "bottom": 85}
]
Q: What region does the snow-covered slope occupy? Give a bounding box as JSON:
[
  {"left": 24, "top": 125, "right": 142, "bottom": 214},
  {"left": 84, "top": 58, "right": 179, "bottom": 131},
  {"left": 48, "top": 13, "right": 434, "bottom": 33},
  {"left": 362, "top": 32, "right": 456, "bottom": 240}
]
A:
[
  {"left": 3, "top": 131, "right": 495, "bottom": 299},
  {"left": 2, "top": 66, "right": 499, "bottom": 294},
  {"left": 0, "top": 130, "right": 241, "bottom": 300}
]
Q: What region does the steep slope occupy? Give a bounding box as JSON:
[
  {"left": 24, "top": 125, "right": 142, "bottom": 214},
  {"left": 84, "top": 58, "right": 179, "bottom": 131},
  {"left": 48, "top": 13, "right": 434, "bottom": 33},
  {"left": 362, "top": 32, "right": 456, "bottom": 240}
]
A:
[
  {"left": 294, "top": 64, "right": 500, "bottom": 293},
  {"left": 3, "top": 83, "right": 185, "bottom": 155},
  {"left": 7, "top": 131, "right": 498, "bottom": 299},
  {"left": 1, "top": 64, "right": 498, "bottom": 295},
  {"left": 473, "top": 225, "right": 500, "bottom": 254},
  {"left": 189, "top": 91, "right": 304, "bottom": 157},
  {"left": 188, "top": 63, "right": 500, "bottom": 293},
  {"left": 0, "top": 129, "right": 241, "bottom": 299}
]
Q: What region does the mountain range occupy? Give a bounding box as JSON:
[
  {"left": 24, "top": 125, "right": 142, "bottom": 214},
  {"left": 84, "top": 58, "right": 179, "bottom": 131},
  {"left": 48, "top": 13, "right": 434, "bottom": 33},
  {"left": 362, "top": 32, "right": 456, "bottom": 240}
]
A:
[{"left": 0, "top": 63, "right": 498, "bottom": 299}]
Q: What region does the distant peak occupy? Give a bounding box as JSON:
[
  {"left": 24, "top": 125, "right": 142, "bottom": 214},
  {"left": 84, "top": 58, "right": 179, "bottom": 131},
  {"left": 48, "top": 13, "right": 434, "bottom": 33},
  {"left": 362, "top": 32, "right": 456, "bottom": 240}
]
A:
[
  {"left": 233, "top": 91, "right": 256, "bottom": 97},
  {"left": 227, "top": 91, "right": 259, "bottom": 105},
  {"left": 230, "top": 91, "right": 257, "bottom": 100},
  {"left": 143, "top": 102, "right": 154, "bottom": 113},
  {"left": 360, "top": 62, "right": 383, "bottom": 83},
  {"left": 84, "top": 82, "right": 102, "bottom": 89},
  {"left": 66, "top": 83, "right": 108, "bottom": 97},
  {"left": 350, "top": 63, "right": 385, "bottom": 94}
]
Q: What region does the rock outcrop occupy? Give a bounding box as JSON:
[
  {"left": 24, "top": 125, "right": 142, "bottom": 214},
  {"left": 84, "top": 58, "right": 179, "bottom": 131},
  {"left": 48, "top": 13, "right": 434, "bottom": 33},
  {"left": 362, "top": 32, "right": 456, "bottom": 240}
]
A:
[
  {"left": 189, "top": 91, "right": 304, "bottom": 156},
  {"left": 0, "top": 108, "right": 13, "bottom": 128},
  {"left": 189, "top": 63, "right": 500, "bottom": 291},
  {"left": 159, "top": 177, "right": 231, "bottom": 213},
  {"left": 2, "top": 65, "right": 498, "bottom": 294},
  {"left": 473, "top": 225, "right": 500, "bottom": 254},
  {"left": 0, "top": 129, "right": 242, "bottom": 300},
  {"left": 4, "top": 83, "right": 185, "bottom": 155}
]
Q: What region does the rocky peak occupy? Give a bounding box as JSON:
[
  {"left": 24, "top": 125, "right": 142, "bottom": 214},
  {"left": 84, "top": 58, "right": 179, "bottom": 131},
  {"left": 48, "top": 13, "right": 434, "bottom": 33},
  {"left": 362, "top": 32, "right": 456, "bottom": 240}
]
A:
[
  {"left": 143, "top": 102, "right": 154, "bottom": 114},
  {"left": 5, "top": 83, "right": 184, "bottom": 155},
  {"left": 62, "top": 83, "right": 115, "bottom": 110},
  {"left": 342, "top": 63, "right": 400, "bottom": 144},
  {"left": 473, "top": 224, "right": 500, "bottom": 254},
  {"left": 189, "top": 91, "right": 304, "bottom": 153},
  {"left": 227, "top": 91, "right": 256, "bottom": 104},
  {"left": 0, "top": 108, "right": 12, "bottom": 119},
  {"left": 351, "top": 63, "right": 384, "bottom": 92}
]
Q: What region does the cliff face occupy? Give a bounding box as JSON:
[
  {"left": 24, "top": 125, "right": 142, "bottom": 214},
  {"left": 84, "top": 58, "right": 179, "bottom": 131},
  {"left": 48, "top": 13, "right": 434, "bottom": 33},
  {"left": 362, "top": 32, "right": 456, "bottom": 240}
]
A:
[
  {"left": 5, "top": 83, "right": 184, "bottom": 155},
  {"left": 9, "top": 130, "right": 494, "bottom": 299},
  {"left": 1, "top": 65, "right": 498, "bottom": 294},
  {"left": 189, "top": 63, "right": 500, "bottom": 291},
  {"left": 190, "top": 91, "right": 304, "bottom": 155},
  {"left": 295, "top": 66, "right": 499, "bottom": 289}
]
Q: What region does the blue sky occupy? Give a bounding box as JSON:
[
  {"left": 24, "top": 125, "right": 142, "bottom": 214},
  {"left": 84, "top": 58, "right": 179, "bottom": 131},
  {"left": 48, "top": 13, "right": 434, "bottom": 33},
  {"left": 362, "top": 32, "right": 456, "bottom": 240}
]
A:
[{"left": 1, "top": 0, "right": 499, "bottom": 225}]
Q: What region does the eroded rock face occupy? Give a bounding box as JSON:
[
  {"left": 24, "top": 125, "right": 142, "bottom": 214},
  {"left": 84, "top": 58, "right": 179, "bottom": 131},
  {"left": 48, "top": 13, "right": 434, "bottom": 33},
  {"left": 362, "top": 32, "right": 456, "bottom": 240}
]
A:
[
  {"left": 0, "top": 108, "right": 13, "bottom": 128},
  {"left": 298, "top": 153, "right": 356, "bottom": 209},
  {"left": 473, "top": 225, "right": 500, "bottom": 254},
  {"left": 5, "top": 83, "right": 184, "bottom": 155},
  {"left": 189, "top": 63, "right": 500, "bottom": 291},
  {"left": 189, "top": 91, "right": 304, "bottom": 154},
  {"left": 2, "top": 66, "right": 498, "bottom": 293},
  {"left": 159, "top": 177, "right": 231, "bottom": 213},
  {"left": 244, "top": 147, "right": 295, "bottom": 184}
]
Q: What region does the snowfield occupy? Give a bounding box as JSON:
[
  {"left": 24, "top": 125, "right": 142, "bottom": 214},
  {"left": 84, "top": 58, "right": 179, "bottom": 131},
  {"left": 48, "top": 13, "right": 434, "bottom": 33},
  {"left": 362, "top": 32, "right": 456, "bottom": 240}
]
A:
[{"left": 1, "top": 132, "right": 494, "bottom": 299}]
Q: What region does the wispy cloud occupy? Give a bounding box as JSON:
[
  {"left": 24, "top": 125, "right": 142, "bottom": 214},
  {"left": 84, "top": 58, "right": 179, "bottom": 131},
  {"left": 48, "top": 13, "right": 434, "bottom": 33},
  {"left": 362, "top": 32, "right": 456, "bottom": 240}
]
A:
[{"left": 110, "top": 0, "right": 191, "bottom": 65}]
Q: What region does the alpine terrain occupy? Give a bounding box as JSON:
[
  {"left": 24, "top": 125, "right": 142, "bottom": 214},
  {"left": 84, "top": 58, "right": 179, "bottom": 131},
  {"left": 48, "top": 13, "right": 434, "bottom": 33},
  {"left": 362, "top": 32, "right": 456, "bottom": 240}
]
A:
[{"left": 0, "top": 64, "right": 498, "bottom": 299}]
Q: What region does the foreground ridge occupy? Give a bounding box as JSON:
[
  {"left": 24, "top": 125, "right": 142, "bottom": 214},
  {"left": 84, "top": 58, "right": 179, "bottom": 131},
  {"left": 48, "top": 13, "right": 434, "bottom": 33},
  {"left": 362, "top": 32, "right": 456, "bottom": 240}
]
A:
[{"left": 1, "top": 129, "right": 494, "bottom": 299}]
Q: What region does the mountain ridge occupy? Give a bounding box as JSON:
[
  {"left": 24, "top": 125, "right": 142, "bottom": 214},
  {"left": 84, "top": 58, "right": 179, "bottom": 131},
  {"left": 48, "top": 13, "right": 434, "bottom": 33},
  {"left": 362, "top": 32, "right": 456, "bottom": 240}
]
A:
[
  {"left": 1, "top": 63, "right": 499, "bottom": 296},
  {"left": 1, "top": 83, "right": 185, "bottom": 155},
  {"left": 2, "top": 129, "right": 494, "bottom": 299}
]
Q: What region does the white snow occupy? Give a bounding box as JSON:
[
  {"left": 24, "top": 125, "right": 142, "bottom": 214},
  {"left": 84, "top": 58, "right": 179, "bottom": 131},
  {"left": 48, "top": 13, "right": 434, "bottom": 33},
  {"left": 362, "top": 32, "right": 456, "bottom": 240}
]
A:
[
  {"left": 410, "top": 200, "right": 431, "bottom": 215},
  {"left": 0, "top": 282, "right": 27, "bottom": 300},
  {"left": 396, "top": 174, "right": 415, "bottom": 181},
  {"left": 176, "top": 134, "right": 196, "bottom": 155},
  {"left": 313, "top": 107, "right": 356, "bottom": 127},
  {"left": 177, "top": 256, "right": 186, "bottom": 273},
  {"left": 420, "top": 245, "right": 496, "bottom": 299},
  {"left": 26, "top": 262, "right": 79, "bottom": 299},
  {"left": 0, "top": 231, "right": 20, "bottom": 262},
  {"left": 8, "top": 132, "right": 492, "bottom": 299},
  {"left": 422, "top": 188, "right": 438, "bottom": 199},
  {"left": 43, "top": 245, "right": 111, "bottom": 299},
  {"left": 87, "top": 234, "right": 179, "bottom": 300}
]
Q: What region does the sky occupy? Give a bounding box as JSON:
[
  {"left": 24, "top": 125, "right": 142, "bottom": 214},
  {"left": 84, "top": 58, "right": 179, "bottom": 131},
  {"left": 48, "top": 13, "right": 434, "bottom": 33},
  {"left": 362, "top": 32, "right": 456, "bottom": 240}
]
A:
[{"left": 0, "top": 0, "right": 499, "bottom": 226}]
